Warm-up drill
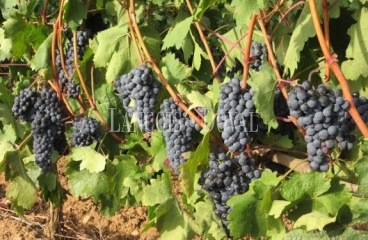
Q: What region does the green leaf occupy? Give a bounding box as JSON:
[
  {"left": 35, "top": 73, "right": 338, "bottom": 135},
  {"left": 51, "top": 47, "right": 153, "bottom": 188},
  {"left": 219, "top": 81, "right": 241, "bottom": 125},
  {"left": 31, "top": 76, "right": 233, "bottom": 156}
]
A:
[
  {"left": 140, "top": 25, "right": 161, "bottom": 63},
  {"left": 63, "top": 0, "right": 87, "bottom": 31},
  {"left": 30, "top": 33, "right": 52, "bottom": 72},
  {"left": 230, "top": 0, "right": 259, "bottom": 25},
  {"left": 67, "top": 163, "right": 110, "bottom": 201},
  {"left": 341, "top": 9, "right": 368, "bottom": 80},
  {"left": 293, "top": 211, "right": 336, "bottom": 231},
  {"left": 92, "top": 25, "right": 128, "bottom": 68},
  {"left": 355, "top": 156, "right": 368, "bottom": 195},
  {"left": 178, "top": 134, "right": 210, "bottom": 197},
  {"left": 280, "top": 172, "right": 331, "bottom": 202},
  {"left": 269, "top": 200, "right": 292, "bottom": 218},
  {"left": 259, "top": 133, "right": 294, "bottom": 149},
  {"left": 150, "top": 131, "right": 167, "bottom": 172},
  {"left": 5, "top": 150, "right": 37, "bottom": 213},
  {"left": 38, "top": 172, "right": 57, "bottom": 192},
  {"left": 162, "top": 53, "right": 193, "bottom": 84},
  {"left": 247, "top": 64, "right": 278, "bottom": 129},
  {"left": 285, "top": 229, "right": 330, "bottom": 239},
  {"left": 105, "top": 38, "right": 140, "bottom": 83},
  {"left": 227, "top": 170, "right": 281, "bottom": 239},
  {"left": 187, "top": 91, "right": 213, "bottom": 110},
  {"left": 193, "top": 195, "right": 228, "bottom": 239},
  {"left": 0, "top": 28, "right": 12, "bottom": 61},
  {"left": 69, "top": 147, "right": 106, "bottom": 173},
  {"left": 194, "top": 0, "right": 218, "bottom": 19},
  {"left": 162, "top": 16, "right": 193, "bottom": 50},
  {"left": 142, "top": 172, "right": 174, "bottom": 206},
  {"left": 283, "top": 2, "right": 316, "bottom": 76},
  {"left": 313, "top": 178, "right": 351, "bottom": 216},
  {"left": 113, "top": 155, "right": 138, "bottom": 198}
]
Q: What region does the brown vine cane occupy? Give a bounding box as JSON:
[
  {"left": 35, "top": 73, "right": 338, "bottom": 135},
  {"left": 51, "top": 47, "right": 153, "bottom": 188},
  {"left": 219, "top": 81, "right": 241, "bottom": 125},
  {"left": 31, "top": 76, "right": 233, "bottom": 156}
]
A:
[{"left": 309, "top": 0, "right": 368, "bottom": 137}]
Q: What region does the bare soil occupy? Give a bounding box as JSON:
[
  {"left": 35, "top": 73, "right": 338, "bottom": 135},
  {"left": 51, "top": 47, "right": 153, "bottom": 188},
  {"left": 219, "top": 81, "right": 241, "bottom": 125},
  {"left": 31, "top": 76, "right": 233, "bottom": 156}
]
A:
[{"left": 0, "top": 161, "right": 160, "bottom": 240}]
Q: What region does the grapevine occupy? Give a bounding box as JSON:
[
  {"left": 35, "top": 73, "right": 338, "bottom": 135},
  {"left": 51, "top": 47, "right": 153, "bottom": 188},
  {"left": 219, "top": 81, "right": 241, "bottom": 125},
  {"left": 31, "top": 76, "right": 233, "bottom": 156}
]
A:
[{"left": 1, "top": 1, "right": 368, "bottom": 239}]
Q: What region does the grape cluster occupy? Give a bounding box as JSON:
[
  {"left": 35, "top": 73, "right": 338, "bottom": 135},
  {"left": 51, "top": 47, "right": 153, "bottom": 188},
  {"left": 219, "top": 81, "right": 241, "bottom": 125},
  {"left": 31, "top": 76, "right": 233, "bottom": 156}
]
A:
[
  {"left": 158, "top": 98, "right": 201, "bottom": 170},
  {"left": 250, "top": 41, "right": 267, "bottom": 71},
  {"left": 33, "top": 88, "right": 67, "bottom": 171},
  {"left": 55, "top": 29, "right": 89, "bottom": 98},
  {"left": 12, "top": 87, "right": 68, "bottom": 172},
  {"left": 71, "top": 117, "right": 101, "bottom": 147},
  {"left": 11, "top": 88, "right": 38, "bottom": 122},
  {"left": 217, "top": 77, "right": 267, "bottom": 152},
  {"left": 287, "top": 81, "right": 356, "bottom": 171},
  {"left": 199, "top": 150, "right": 261, "bottom": 230},
  {"left": 114, "top": 65, "right": 161, "bottom": 132}
]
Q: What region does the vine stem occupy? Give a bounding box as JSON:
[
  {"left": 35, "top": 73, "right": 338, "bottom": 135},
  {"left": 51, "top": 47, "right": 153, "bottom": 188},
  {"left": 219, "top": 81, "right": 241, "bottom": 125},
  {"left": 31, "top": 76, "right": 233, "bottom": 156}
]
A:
[
  {"left": 16, "top": 134, "right": 32, "bottom": 150},
  {"left": 117, "top": 0, "right": 144, "bottom": 64},
  {"left": 184, "top": 0, "right": 221, "bottom": 83},
  {"left": 41, "top": 0, "right": 49, "bottom": 25},
  {"left": 322, "top": 0, "right": 330, "bottom": 81},
  {"left": 72, "top": 32, "right": 125, "bottom": 143},
  {"left": 201, "top": 24, "right": 244, "bottom": 53},
  {"left": 215, "top": 32, "right": 248, "bottom": 74},
  {"left": 241, "top": 14, "right": 257, "bottom": 90},
  {"left": 309, "top": 0, "right": 368, "bottom": 137},
  {"left": 257, "top": 11, "right": 306, "bottom": 136},
  {"left": 273, "top": 1, "right": 305, "bottom": 33},
  {"left": 0, "top": 63, "right": 30, "bottom": 67},
  {"left": 128, "top": 0, "right": 226, "bottom": 149}
]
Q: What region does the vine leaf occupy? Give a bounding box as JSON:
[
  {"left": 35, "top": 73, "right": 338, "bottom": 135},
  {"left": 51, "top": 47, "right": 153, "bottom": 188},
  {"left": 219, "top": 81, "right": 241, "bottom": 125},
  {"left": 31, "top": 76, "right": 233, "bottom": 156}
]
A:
[
  {"left": 113, "top": 155, "right": 138, "bottom": 199},
  {"left": 66, "top": 161, "right": 110, "bottom": 202},
  {"left": 247, "top": 64, "right": 278, "bottom": 130},
  {"left": 105, "top": 39, "right": 140, "bottom": 83},
  {"left": 149, "top": 131, "right": 167, "bottom": 172},
  {"left": 280, "top": 172, "right": 331, "bottom": 202},
  {"left": 283, "top": 2, "right": 316, "bottom": 76},
  {"left": 230, "top": 0, "right": 258, "bottom": 25},
  {"left": 30, "top": 33, "right": 52, "bottom": 72},
  {"left": 193, "top": 195, "right": 228, "bottom": 240},
  {"left": 227, "top": 170, "right": 282, "bottom": 239},
  {"left": 355, "top": 156, "right": 368, "bottom": 195},
  {"left": 341, "top": 9, "right": 368, "bottom": 80},
  {"left": 178, "top": 134, "right": 210, "bottom": 197},
  {"left": 63, "top": 0, "right": 87, "bottom": 31},
  {"left": 142, "top": 172, "right": 173, "bottom": 206},
  {"left": 162, "top": 16, "right": 193, "bottom": 50},
  {"left": 140, "top": 25, "right": 161, "bottom": 63},
  {"left": 259, "top": 133, "right": 293, "bottom": 149},
  {"left": 69, "top": 147, "right": 106, "bottom": 173},
  {"left": 269, "top": 200, "right": 292, "bottom": 218},
  {"left": 293, "top": 211, "right": 336, "bottom": 231},
  {"left": 0, "top": 28, "right": 12, "bottom": 61},
  {"left": 91, "top": 25, "right": 128, "bottom": 68},
  {"left": 162, "top": 53, "right": 193, "bottom": 84},
  {"left": 194, "top": 0, "right": 219, "bottom": 19},
  {"left": 5, "top": 150, "right": 37, "bottom": 214}
]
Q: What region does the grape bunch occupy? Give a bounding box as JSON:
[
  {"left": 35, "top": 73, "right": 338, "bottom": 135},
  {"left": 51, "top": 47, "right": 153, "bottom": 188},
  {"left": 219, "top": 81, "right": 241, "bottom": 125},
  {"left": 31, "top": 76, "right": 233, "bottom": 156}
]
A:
[
  {"left": 199, "top": 150, "right": 261, "bottom": 231},
  {"left": 287, "top": 81, "right": 356, "bottom": 171},
  {"left": 71, "top": 117, "right": 101, "bottom": 147},
  {"left": 158, "top": 98, "right": 201, "bottom": 170},
  {"left": 249, "top": 41, "right": 267, "bottom": 71},
  {"left": 32, "top": 88, "right": 67, "bottom": 171},
  {"left": 114, "top": 65, "right": 161, "bottom": 132},
  {"left": 11, "top": 88, "right": 38, "bottom": 122},
  {"left": 217, "top": 77, "right": 267, "bottom": 152},
  {"left": 12, "top": 87, "right": 68, "bottom": 172},
  {"left": 55, "top": 29, "right": 89, "bottom": 98}
]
